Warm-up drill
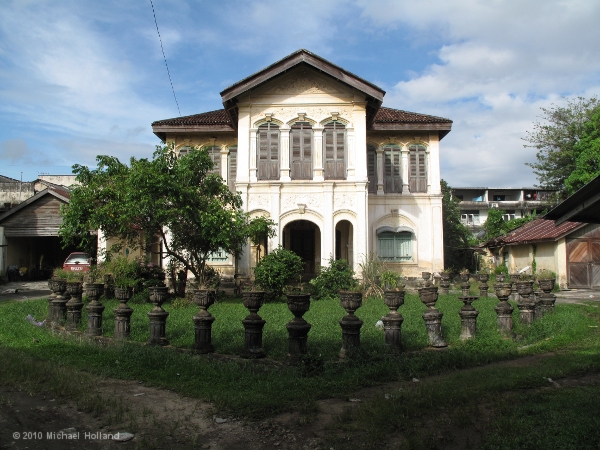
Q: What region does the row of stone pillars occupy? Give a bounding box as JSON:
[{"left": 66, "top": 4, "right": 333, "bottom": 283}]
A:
[
  {"left": 46, "top": 279, "right": 170, "bottom": 345},
  {"left": 46, "top": 272, "right": 557, "bottom": 360}
]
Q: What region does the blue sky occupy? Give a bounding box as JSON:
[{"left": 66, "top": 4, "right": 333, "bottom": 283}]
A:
[{"left": 1, "top": 0, "right": 599, "bottom": 187}]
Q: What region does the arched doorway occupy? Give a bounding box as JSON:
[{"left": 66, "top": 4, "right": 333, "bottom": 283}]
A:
[
  {"left": 283, "top": 220, "right": 321, "bottom": 277},
  {"left": 335, "top": 220, "right": 354, "bottom": 266}
]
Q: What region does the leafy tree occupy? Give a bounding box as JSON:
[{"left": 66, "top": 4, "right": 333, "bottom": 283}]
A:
[
  {"left": 483, "top": 209, "right": 536, "bottom": 240},
  {"left": 59, "top": 144, "right": 276, "bottom": 284},
  {"left": 565, "top": 107, "right": 600, "bottom": 194},
  {"left": 253, "top": 246, "right": 304, "bottom": 298},
  {"left": 524, "top": 96, "right": 599, "bottom": 198},
  {"left": 441, "top": 180, "right": 472, "bottom": 269}
]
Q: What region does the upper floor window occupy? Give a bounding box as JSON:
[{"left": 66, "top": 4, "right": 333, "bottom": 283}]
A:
[
  {"left": 409, "top": 144, "right": 427, "bottom": 193},
  {"left": 323, "top": 121, "right": 346, "bottom": 180},
  {"left": 178, "top": 146, "right": 192, "bottom": 158},
  {"left": 367, "top": 145, "right": 377, "bottom": 193},
  {"left": 228, "top": 146, "right": 237, "bottom": 192},
  {"left": 202, "top": 145, "right": 221, "bottom": 175},
  {"left": 384, "top": 144, "right": 403, "bottom": 193},
  {"left": 290, "top": 122, "right": 312, "bottom": 180},
  {"left": 257, "top": 123, "right": 280, "bottom": 180}
]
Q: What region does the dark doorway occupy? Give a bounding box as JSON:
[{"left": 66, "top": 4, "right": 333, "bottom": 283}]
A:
[{"left": 283, "top": 220, "right": 320, "bottom": 277}]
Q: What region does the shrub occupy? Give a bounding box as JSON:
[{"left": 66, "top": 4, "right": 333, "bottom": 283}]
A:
[
  {"left": 253, "top": 247, "right": 304, "bottom": 299},
  {"left": 310, "top": 257, "right": 356, "bottom": 300}
]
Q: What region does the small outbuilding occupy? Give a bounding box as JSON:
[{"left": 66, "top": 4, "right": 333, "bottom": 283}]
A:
[{"left": 0, "top": 187, "right": 78, "bottom": 279}]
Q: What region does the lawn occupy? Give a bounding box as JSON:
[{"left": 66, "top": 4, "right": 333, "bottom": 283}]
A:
[{"left": 0, "top": 294, "right": 599, "bottom": 418}]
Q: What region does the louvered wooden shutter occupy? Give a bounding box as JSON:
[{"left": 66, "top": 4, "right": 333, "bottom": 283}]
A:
[
  {"left": 228, "top": 146, "right": 237, "bottom": 191},
  {"left": 257, "top": 123, "right": 280, "bottom": 180},
  {"left": 383, "top": 146, "right": 402, "bottom": 193},
  {"left": 324, "top": 122, "right": 345, "bottom": 180},
  {"left": 205, "top": 146, "right": 220, "bottom": 175},
  {"left": 291, "top": 122, "right": 312, "bottom": 180},
  {"left": 409, "top": 145, "right": 427, "bottom": 193},
  {"left": 367, "top": 146, "right": 377, "bottom": 193}
]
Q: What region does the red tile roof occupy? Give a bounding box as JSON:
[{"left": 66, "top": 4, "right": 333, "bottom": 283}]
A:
[
  {"left": 374, "top": 107, "right": 452, "bottom": 124},
  {"left": 500, "top": 219, "right": 582, "bottom": 245},
  {"left": 152, "top": 107, "right": 451, "bottom": 128}
]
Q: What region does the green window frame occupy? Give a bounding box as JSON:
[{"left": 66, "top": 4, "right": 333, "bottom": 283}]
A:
[{"left": 377, "top": 231, "right": 412, "bottom": 262}]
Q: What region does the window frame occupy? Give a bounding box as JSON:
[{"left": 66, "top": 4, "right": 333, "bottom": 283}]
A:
[
  {"left": 377, "top": 231, "right": 413, "bottom": 262},
  {"left": 408, "top": 144, "right": 427, "bottom": 193},
  {"left": 383, "top": 144, "right": 403, "bottom": 193},
  {"left": 290, "top": 121, "right": 313, "bottom": 180},
  {"left": 257, "top": 122, "right": 280, "bottom": 181},
  {"left": 323, "top": 121, "right": 346, "bottom": 180}
]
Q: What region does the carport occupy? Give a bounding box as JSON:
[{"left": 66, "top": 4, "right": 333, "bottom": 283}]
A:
[{"left": 0, "top": 187, "right": 79, "bottom": 279}]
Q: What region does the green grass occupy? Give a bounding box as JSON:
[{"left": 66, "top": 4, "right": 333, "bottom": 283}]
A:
[{"left": 1, "top": 292, "right": 599, "bottom": 427}]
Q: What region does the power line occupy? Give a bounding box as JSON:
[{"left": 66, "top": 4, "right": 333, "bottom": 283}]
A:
[{"left": 149, "top": 0, "right": 181, "bottom": 116}]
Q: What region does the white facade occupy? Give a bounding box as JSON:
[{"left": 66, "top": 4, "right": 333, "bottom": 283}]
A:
[{"left": 152, "top": 50, "right": 452, "bottom": 278}]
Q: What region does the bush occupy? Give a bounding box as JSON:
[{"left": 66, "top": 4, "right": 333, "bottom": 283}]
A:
[
  {"left": 253, "top": 247, "right": 304, "bottom": 299},
  {"left": 310, "top": 257, "right": 356, "bottom": 300}
]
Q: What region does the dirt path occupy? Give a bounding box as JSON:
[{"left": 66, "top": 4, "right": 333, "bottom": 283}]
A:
[{"left": 2, "top": 351, "right": 599, "bottom": 450}]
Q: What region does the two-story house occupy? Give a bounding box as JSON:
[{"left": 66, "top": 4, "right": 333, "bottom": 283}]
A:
[
  {"left": 151, "top": 50, "right": 452, "bottom": 278},
  {"left": 452, "top": 187, "right": 556, "bottom": 232}
]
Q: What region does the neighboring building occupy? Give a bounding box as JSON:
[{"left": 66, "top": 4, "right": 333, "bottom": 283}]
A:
[
  {"left": 482, "top": 218, "right": 600, "bottom": 289},
  {"left": 0, "top": 187, "right": 75, "bottom": 277},
  {"left": 0, "top": 175, "right": 35, "bottom": 214},
  {"left": 150, "top": 49, "right": 452, "bottom": 278},
  {"left": 451, "top": 187, "right": 556, "bottom": 231},
  {"left": 545, "top": 174, "right": 600, "bottom": 225}
]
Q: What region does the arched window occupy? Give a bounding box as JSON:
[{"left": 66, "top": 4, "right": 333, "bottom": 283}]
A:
[
  {"left": 409, "top": 144, "right": 427, "bottom": 193},
  {"left": 228, "top": 145, "right": 237, "bottom": 192},
  {"left": 257, "top": 122, "right": 280, "bottom": 180},
  {"left": 377, "top": 231, "right": 412, "bottom": 261},
  {"left": 323, "top": 121, "right": 346, "bottom": 180},
  {"left": 202, "top": 145, "right": 221, "bottom": 175},
  {"left": 290, "top": 122, "right": 312, "bottom": 180},
  {"left": 367, "top": 144, "right": 377, "bottom": 193},
  {"left": 384, "top": 144, "right": 402, "bottom": 193}
]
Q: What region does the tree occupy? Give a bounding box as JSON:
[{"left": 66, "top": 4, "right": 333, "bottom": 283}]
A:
[
  {"left": 441, "top": 180, "right": 472, "bottom": 269},
  {"left": 483, "top": 209, "right": 536, "bottom": 240},
  {"left": 524, "top": 96, "right": 599, "bottom": 199},
  {"left": 59, "top": 144, "right": 276, "bottom": 284},
  {"left": 565, "top": 107, "right": 600, "bottom": 194}
]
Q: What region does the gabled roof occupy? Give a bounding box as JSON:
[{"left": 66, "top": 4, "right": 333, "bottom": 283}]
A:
[
  {"left": 0, "top": 174, "right": 20, "bottom": 183},
  {"left": 544, "top": 173, "right": 600, "bottom": 224},
  {"left": 0, "top": 187, "right": 69, "bottom": 223},
  {"left": 484, "top": 218, "right": 583, "bottom": 247},
  {"left": 220, "top": 49, "right": 385, "bottom": 129}
]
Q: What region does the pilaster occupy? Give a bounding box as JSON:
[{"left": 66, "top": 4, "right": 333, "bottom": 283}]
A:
[
  {"left": 376, "top": 146, "right": 384, "bottom": 195},
  {"left": 280, "top": 126, "right": 291, "bottom": 182},
  {"left": 401, "top": 146, "right": 410, "bottom": 194},
  {"left": 313, "top": 127, "right": 324, "bottom": 181}
]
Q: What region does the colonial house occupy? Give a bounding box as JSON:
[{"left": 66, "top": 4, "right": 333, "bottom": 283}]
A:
[{"left": 150, "top": 50, "right": 452, "bottom": 278}]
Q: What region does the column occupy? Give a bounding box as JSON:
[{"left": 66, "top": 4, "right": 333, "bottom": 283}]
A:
[
  {"left": 401, "top": 146, "right": 410, "bottom": 194},
  {"left": 321, "top": 184, "right": 334, "bottom": 264},
  {"left": 280, "top": 126, "right": 291, "bottom": 181},
  {"left": 249, "top": 129, "right": 257, "bottom": 183},
  {"left": 428, "top": 133, "right": 441, "bottom": 195},
  {"left": 313, "top": 126, "right": 324, "bottom": 181},
  {"left": 346, "top": 127, "right": 355, "bottom": 180},
  {"left": 220, "top": 147, "right": 229, "bottom": 185},
  {"left": 237, "top": 106, "right": 250, "bottom": 183}
]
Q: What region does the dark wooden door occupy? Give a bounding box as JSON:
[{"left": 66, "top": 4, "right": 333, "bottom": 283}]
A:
[
  {"left": 291, "top": 229, "right": 315, "bottom": 275},
  {"left": 567, "top": 239, "right": 600, "bottom": 289}
]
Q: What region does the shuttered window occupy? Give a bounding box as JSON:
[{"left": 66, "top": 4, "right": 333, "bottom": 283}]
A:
[
  {"left": 384, "top": 145, "right": 402, "bottom": 193},
  {"left": 178, "top": 146, "right": 192, "bottom": 158},
  {"left": 228, "top": 146, "right": 237, "bottom": 192},
  {"left": 377, "top": 231, "right": 412, "bottom": 261},
  {"left": 202, "top": 145, "right": 221, "bottom": 175},
  {"left": 290, "top": 122, "right": 312, "bottom": 180},
  {"left": 323, "top": 121, "right": 346, "bottom": 180},
  {"left": 367, "top": 145, "right": 377, "bottom": 193},
  {"left": 409, "top": 145, "right": 427, "bottom": 193},
  {"left": 257, "top": 123, "right": 280, "bottom": 180}
]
